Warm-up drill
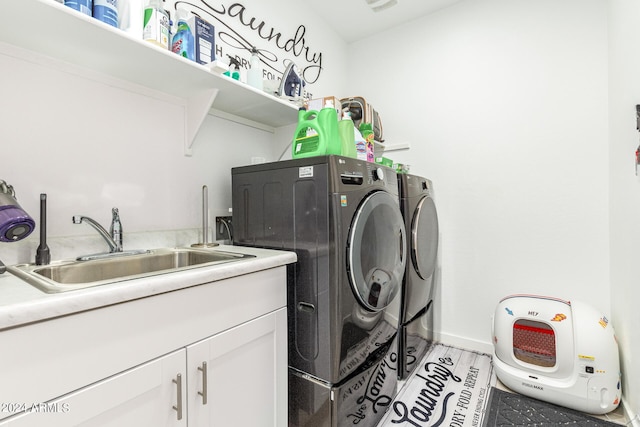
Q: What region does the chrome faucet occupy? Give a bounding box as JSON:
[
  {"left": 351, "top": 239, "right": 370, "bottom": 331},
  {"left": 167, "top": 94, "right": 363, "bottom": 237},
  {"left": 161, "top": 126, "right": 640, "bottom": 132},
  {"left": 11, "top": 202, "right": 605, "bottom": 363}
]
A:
[
  {"left": 72, "top": 208, "right": 147, "bottom": 261},
  {"left": 72, "top": 208, "right": 122, "bottom": 253}
]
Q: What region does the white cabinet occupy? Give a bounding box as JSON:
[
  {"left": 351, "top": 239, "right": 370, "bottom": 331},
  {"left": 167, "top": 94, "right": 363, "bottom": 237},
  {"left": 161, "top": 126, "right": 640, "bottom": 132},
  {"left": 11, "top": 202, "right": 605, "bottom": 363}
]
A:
[
  {"left": 1, "top": 309, "right": 287, "bottom": 427},
  {"left": 0, "top": 266, "right": 288, "bottom": 426},
  {"left": 2, "top": 349, "right": 187, "bottom": 427},
  {"left": 187, "top": 309, "right": 287, "bottom": 427},
  {"left": 0, "top": 0, "right": 298, "bottom": 154}
]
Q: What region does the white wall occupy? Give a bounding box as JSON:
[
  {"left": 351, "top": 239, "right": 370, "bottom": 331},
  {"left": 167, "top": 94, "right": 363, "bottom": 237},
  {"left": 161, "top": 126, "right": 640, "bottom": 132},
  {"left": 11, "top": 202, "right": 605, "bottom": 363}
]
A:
[
  {"left": 0, "top": 0, "right": 348, "bottom": 265},
  {"left": 348, "top": 0, "right": 610, "bottom": 353},
  {"left": 0, "top": 50, "right": 272, "bottom": 263},
  {"left": 608, "top": 0, "right": 640, "bottom": 421}
]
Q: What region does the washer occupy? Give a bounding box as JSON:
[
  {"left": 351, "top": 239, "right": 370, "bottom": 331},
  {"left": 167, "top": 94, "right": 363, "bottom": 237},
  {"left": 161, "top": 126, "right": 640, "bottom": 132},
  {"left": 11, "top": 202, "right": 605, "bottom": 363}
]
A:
[
  {"left": 232, "top": 155, "right": 406, "bottom": 426},
  {"left": 397, "top": 174, "right": 439, "bottom": 380}
]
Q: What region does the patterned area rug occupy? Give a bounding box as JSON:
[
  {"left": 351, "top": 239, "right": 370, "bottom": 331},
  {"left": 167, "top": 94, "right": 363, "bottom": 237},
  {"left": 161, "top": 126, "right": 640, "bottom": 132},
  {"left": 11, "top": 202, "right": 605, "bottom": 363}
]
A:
[
  {"left": 377, "top": 343, "right": 494, "bottom": 426},
  {"left": 483, "top": 388, "right": 620, "bottom": 427}
]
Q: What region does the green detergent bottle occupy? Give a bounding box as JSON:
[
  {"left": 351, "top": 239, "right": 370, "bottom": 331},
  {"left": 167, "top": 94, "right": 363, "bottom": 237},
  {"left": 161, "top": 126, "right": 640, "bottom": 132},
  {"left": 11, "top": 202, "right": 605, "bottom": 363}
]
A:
[
  {"left": 338, "top": 111, "right": 357, "bottom": 158},
  {"left": 292, "top": 106, "right": 341, "bottom": 158}
]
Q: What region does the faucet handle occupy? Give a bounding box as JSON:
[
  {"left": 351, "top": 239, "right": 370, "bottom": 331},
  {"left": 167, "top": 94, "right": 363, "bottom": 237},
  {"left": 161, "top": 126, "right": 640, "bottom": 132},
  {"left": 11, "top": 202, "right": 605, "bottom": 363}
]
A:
[{"left": 110, "top": 207, "right": 123, "bottom": 252}]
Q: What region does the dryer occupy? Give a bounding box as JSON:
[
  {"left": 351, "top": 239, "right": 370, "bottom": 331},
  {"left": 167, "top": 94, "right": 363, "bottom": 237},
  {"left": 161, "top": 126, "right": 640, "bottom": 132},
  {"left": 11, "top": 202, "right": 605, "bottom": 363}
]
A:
[
  {"left": 232, "top": 155, "right": 406, "bottom": 427},
  {"left": 397, "top": 174, "right": 439, "bottom": 380}
]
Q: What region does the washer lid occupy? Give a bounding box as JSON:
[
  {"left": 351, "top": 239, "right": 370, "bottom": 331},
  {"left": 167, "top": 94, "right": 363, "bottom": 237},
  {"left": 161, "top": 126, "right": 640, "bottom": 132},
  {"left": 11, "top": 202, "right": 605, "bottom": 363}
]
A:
[
  {"left": 411, "top": 195, "right": 438, "bottom": 280},
  {"left": 347, "top": 191, "right": 406, "bottom": 312}
]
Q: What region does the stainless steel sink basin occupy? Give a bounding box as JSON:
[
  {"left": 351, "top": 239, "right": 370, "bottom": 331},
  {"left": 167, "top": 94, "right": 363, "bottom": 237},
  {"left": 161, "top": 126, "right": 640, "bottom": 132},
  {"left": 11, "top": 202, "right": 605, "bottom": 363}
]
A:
[{"left": 8, "top": 248, "right": 255, "bottom": 293}]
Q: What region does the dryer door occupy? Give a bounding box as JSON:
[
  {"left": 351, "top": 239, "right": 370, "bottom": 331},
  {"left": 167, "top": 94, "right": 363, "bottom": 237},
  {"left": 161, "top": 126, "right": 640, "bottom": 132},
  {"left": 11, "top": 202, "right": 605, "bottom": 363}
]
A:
[
  {"left": 347, "top": 191, "right": 406, "bottom": 312},
  {"left": 411, "top": 195, "right": 439, "bottom": 280}
]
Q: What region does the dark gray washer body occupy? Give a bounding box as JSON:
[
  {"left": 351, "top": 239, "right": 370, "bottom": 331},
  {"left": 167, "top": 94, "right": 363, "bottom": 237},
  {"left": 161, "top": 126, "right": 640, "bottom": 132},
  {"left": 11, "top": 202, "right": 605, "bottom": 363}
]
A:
[{"left": 232, "top": 155, "right": 406, "bottom": 426}]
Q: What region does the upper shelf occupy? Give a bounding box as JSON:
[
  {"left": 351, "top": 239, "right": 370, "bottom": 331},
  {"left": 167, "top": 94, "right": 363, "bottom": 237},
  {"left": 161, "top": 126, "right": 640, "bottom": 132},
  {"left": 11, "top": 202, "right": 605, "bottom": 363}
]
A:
[{"left": 0, "top": 0, "right": 299, "bottom": 145}]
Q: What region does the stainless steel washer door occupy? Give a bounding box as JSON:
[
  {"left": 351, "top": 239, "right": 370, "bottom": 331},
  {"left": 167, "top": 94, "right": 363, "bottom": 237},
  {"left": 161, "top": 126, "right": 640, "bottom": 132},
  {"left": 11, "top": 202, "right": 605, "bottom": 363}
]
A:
[
  {"left": 411, "top": 195, "right": 439, "bottom": 280},
  {"left": 347, "top": 191, "right": 406, "bottom": 312}
]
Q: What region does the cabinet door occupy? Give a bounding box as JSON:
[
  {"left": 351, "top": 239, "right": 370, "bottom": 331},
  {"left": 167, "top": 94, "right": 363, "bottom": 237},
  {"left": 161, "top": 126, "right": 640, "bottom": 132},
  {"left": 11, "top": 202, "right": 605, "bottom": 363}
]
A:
[
  {"left": 1, "top": 349, "right": 187, "bottom": 427},
  {"left": 187, "top": 308, "right": 287, "bottom": 427}
]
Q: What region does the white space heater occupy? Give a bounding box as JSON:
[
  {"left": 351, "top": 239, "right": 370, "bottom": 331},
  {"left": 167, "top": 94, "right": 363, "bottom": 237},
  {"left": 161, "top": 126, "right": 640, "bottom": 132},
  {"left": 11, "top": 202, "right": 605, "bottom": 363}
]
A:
[{"left": 492, "top": 294, "right": 622, "bottom": 415}]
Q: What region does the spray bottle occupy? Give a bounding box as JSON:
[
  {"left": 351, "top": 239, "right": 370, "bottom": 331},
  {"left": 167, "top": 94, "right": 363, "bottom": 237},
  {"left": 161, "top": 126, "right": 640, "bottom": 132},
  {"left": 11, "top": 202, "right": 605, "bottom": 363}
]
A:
[
  {"left": 223, "top": 56, "right": 241, "bottom": 80},
  {"left": 171, "top": 8, "right": 194, "bottom": 60},
  {"left": 247, "top": 47, "right": 264, "bottom": 91}
]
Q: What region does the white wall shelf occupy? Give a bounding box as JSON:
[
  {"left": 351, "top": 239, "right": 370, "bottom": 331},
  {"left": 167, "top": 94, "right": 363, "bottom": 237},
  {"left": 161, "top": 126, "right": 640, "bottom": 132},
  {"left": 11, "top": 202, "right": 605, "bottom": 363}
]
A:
[
  {"left": 375, "top": 141, "right": 411, "bottom": 154},
  {"left": 0, "top": 0, "right": 299, "bottom": 155}
]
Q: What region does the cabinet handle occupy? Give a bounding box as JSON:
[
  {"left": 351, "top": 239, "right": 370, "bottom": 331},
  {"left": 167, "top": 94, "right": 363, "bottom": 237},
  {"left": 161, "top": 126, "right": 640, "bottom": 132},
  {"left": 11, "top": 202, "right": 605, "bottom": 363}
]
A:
[
  {"left": 172, "top": 373, "right": 183, "bottom": 420},
  {"left": 198, "top": 361, "right": 208, "bottom": 405}
]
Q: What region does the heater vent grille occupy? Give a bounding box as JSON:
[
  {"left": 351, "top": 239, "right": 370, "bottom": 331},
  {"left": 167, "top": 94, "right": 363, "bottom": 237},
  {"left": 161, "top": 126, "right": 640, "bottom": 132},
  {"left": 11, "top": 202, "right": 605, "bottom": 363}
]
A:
[{"left": 513, "top": 319, "right": 556, "bottom": 368}]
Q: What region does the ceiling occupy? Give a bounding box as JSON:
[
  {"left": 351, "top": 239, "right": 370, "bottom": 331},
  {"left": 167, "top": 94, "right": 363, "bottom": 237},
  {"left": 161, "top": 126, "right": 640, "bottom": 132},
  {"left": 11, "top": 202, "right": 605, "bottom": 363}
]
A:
[{"left": 301, "top": 0, "right": 463, "bottom": 43}]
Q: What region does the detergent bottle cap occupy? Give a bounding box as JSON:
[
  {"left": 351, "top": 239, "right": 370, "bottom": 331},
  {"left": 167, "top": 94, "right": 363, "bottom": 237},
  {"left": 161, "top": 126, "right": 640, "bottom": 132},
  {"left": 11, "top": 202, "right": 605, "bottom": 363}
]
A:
[
  {"left": 359, "top": 122, "right": 373, "bottom": 132},
  {"left": 175, "top": 7, "right": 190, "bottom": 22}
]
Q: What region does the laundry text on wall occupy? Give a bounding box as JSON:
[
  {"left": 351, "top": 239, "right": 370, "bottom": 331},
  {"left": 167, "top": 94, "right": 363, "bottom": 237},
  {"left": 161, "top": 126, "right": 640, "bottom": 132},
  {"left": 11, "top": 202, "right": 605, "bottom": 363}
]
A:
[{"left": 173, "top": 1, "right": 324, "bottom": 85}]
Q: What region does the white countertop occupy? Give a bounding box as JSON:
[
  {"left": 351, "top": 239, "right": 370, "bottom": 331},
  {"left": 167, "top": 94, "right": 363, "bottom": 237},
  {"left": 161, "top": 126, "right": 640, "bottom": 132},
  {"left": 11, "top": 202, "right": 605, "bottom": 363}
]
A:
[{"left": 0, "top": 245, "right": 296, "bottom": 331}]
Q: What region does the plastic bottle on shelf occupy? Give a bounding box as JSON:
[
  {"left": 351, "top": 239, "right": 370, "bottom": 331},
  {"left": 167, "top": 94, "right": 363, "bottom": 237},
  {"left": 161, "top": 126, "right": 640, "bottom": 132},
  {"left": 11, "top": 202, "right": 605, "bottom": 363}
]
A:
[
  {"left": 359, "top": 122, "right": 375, "bottom": 162},
  {"left": 338, "top": 111, "right": 357, "bottom": 158},
  {"left": 93, "top": 0, "right": 118, "bottom": 27},
  {"left": 143, "top": 0, "right": 170, "bottom": 49},
  {"left": 171, "top": 8, "right": 195, "bottom": 60},
  {"left": 247, "top": 47, "right": 264, "bottom": 91},
  {"left": 64, "top": 0, "right": 93, "bottom": 17},
  {"left": 354, "top": 127, "right": 367, "bottom": 161},
  {"left": 119, "top": 0, "right": 144, "bottom": 38}
]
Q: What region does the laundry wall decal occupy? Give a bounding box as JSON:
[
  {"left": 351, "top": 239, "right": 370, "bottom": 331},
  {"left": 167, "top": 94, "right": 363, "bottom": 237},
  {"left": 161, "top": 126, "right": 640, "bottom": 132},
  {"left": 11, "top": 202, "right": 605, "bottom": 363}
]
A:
[{"left": 169, "top": 1, "right": 324, "bottom": 87}]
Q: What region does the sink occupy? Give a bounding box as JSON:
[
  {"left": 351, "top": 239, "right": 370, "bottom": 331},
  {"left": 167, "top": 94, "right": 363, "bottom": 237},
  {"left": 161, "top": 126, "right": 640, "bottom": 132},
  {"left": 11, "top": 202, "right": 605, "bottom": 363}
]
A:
[{"left": 8, "top": 248, "right": 255, "bottom": 293}]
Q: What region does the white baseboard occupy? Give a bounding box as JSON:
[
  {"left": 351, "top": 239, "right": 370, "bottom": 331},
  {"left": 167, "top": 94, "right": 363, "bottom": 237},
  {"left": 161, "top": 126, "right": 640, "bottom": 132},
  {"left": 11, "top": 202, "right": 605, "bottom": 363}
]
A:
[
  {"left": 623, "top": 397, "right": 640, "bottom": 427},
  {"left": 433, "top": 331, "right": 494, "bottom": 355}
]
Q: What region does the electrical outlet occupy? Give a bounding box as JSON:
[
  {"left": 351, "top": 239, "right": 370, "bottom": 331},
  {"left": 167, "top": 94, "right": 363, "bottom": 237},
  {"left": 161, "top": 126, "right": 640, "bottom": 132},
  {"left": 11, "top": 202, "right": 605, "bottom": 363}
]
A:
[{"left": 215, "top": 216, "right": 233, "bottom": 241}]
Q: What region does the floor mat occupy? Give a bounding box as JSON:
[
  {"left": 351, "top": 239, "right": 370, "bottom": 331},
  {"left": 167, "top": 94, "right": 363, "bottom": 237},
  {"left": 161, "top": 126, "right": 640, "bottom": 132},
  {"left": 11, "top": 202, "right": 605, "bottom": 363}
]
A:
[
  {"left": 483, "top": 387, "right": 620, "bottom": 427},
  {"left": 377, "top": 343, "right": 494, "bottom": 426}
]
